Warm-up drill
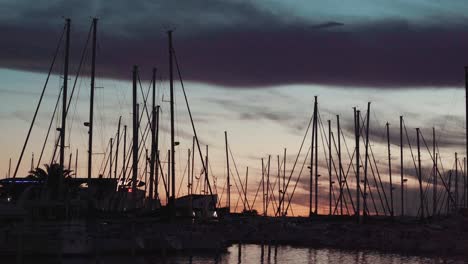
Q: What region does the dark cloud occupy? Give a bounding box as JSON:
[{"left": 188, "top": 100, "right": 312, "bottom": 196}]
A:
[{"left": 2, "top": 1, "right": 468, "bottom": 88}]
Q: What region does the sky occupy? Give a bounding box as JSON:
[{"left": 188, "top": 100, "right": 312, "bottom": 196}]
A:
[{"left": 1, "top": 0, "right": 468, "bottom": 216}]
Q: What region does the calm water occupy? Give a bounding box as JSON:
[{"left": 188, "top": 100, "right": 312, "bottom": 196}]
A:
[{"left": 10, "top": 244, "right": 460, "bottom": 264}]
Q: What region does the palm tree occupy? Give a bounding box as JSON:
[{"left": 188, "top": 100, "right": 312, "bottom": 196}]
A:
[{"left": 28, "top": 163, "right": 72, "bottom": 200}]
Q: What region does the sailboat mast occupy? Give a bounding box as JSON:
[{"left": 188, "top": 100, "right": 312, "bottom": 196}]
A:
[
  {"left": 363, "top": 103, "right": 370, "bottom": 218},
  {"left": 132, "top": 66, "right": 139, "bottom": 196},
  {"left": 245, "top": 167, "right": 249, "bottom": 212},
  {"left": 168, "top": 30, "right": 176, "bottom": 214},
  {"left": 114, "top": 116, "right": 121, "bottom": 179},
  {"left": 465, "top": 66, "right": 468, "bottom": 207},
  {"left": 314, "top": 98, "right": 319, "bottom": 215},
  {"left": 386, "top": 122, "right": 394, "bottom": 218},
  {"left": 75, "top": 149, "right": 78, "bottom": 178},
  {"left": 149, "top": 68, "right": 157, "bottom": 201},
  {"left": 109, "top": 138, "right": 113, "bottom": 178},
  {"left": 400, "top": 116, "right": 404, "bottom": 216},
  {"left": 8, "top": 158, "right": 11, "bottom": 178},
  {"left": 309, "top": 96, "right": 316, "bottom": 216},
  {"left": 225, "top": 131, "right": 231, "bottom": 211},
  {"left": 59, "top": 18, "right": 70, "bottom": 198},
  {"left": 328, "top": 120, "right": 332, "bottom": 215},
  {"left": 123, "top": 125, "right": 127, "bottom": 179},
  {"left": 88, "top": 18, "right": 97, "bottom": 180},
  {"left": 416, "top": 128, "right": 424, "bottom": 220},
  {"left": 337, "top": 115, "right": 343, "bottom": 215},
  {"left": 433, "top": 127, "right": 437, "bottom": 216},
  {"left": 266, "top": 155, "right": 271, "bottom": 215},
  {"left": 355, "top": 109, "right": 361, "bottom": 223},
  {"left": 155, "top": 106, "right": 160, "bottom": 200}
]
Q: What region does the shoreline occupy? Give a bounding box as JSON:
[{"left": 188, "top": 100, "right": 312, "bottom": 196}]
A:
[{"left": 1, "top": 214, "right": 467, "bottom": 260}]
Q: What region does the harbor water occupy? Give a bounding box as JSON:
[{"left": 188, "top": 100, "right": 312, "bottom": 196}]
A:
[{"left": 9, "top": 244, "right": 460, "bottom": 264}]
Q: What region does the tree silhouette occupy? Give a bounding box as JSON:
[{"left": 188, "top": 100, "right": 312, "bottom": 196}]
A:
[{"left": 28, "top": 163, "right": 72, "bottom": 200}]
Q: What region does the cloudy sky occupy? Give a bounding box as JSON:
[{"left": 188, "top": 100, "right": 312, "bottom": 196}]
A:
[{"left": 1, "top": 0, "right": 467, "bottom": 216}]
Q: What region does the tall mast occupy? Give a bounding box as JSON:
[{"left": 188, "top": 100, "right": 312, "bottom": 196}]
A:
[
  {"left": 149, "top": 68, "right": 157, "bottom": 201},
  {"left": 67, "top": 152, "right": 71, "bottom": 171},
  {"left": 115, "top": 117, "right": 121, "bottom": 179},
  {"left": 225, "top": 131, "right": 230, "bottom": 211},
  {"left": 187, "top": 149, "right": 191, "bottom": 196},
  {"left": 122, "top": 125, "right": 127, "bottom": 180},
  {"left": 337, "top": 115, "right": 343, "bottom": 215},
  {"left": 310, "top": 96, "right": 317, "bottom": 216},
  {"left": 8, "top": 158, "right": 11, "bottom": 178},
  {"left": 416, "top": 128, "right": 424, "bottom": 221},
  {"left": 386, "top": 122, "right": 394, "bottom": 218},
  {"left": 262, "top": 158, "right": 265, "bottom": 216},
  {"left": 167, "top": 150, "right": 171, "bottom": 202},
  {"left": 155, "top": 106, "right": 160, "bottom": 200},
  {"left": 465, "top": 66, "right": 468, "bottom": 207},
  {"left": 277, "top": 155, "right": 280, "bottom": 216},
  {"left": 314, "top": 98, "right": 319, "bottom": 215},
  {"left": 355, "top": 109, "right": 360, "bottom": 223},
  {"left": 59, "top": 18, "right": 70, "bottom": 198},
  {"left": 205, "top": 145, "right": 209, "bottom": 194},
  {"left": 464, "top": 157, "right": 467, "bottom": 208},
  {"left": 363, "top": 103, "right": 370, "bottom": 218},
  {"left": 400, "top": 116, "right": 404, "bottom": 216},
  {"left": 168, "top": 30, "right": 176, "bottom": 214},
  {"left": 266, "top": 155, "right": 271, "bottom": 215},
  {"left": 433, "top": 127, "right": 437, "bottom": 216},
  {"left": 75, "top": 149, "right": 78, "bottom": 178},
  {"left": 455, "top": 152, "right": 458, "bottom": 209},
  {"left": 88, "top": 18, "right": 97, "bottom": 180},
  {"left": 191, "top": 136, "right": 195, "bottom": 195},
  {"left": 283, "top": 148, "right": 286, "bottom": 215},
  {"left": 245, "top": 167, "right": 249, "bottom": 212},
  {"left": 132, "top": 66, "right": 138, "bottom": 196},
  {"left": 328, "top": 120, "right": 332, "bottom": 215},
  {"left": 109, "top": 138, "right": 113, "bottom": 178}
]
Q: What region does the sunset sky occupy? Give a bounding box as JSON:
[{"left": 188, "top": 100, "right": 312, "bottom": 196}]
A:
[{"left": 1, "top": 0, "right": 468, "bottom": 216}]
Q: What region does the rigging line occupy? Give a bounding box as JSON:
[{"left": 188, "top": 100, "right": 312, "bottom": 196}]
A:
[
  {"left": 176, "top": 158, "right": 188, "bottom": 197},
  {"left": 228, "top": 145, "right": 251, "bottom": 210},
  {"left": 13, "top": 24, "right": 66, "bottom": 177},
  {"left": 316, "top": 111, "right": 364, "bottom": 214},
  {"left": 209, "top": 159, "right": 218, "bottom": 194},
  {"left": 338, "top": 126, "right": 357, "bottom": 212},
  {"left": 422, "top": 132, "right": 455, "bottom": 204},
  {"left": 98, "top": 138, "right": 112, "bottom": 175},
  {"left": 317, "top": 111, "right": 363, "bottom": 215},
  {"left": 137, "top": 72, "right": 152, "bottom": 129},
  {"left": 118, "top": 94, "right": 152, "bottom": 181},
  {"left": 67, "top": 66, "right": 87, "bottom": 147},
  {"left": 359, "top": 113, "right": 390, "bottom": 214},
  {"left": 229, "top": 166, "right": 248, "bottom": 210},
  {"left": 49, "top": 22, "right": 93, "bottom": 163},
  {"left": 133, "top": 120, "right": 153, "bottom": 181},
  {"left": 217, "top": 178, "right": 227, "bottom": 209},
  {"left": 251, "top": 167, "right": 265, "bottom": 210},
  {"left": 121, "top": 116, "right": 151, "bottom": 183},
  {"left": 330, "top": 130, "right": 354, "bottom": 215},
  {"left": 156, "top": 152, "right": 169, "bottom": 200},
  {"left": 284, "top": 146, "right": 312, "bottom": 214},
  {"left": 331, "top": 129, "right": 358, "bottom": 215},
  {"left": 172, "top": 48, "right": 216, "bottom": 208},
  {"left": 37, "top": 86, "right": 63, "bottom": 168},
  {"left": 277, "top": 112, "right": 313, "bottom": 215}
]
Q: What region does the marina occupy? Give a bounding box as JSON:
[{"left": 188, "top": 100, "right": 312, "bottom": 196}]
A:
[{"left": 2, "top": 3, "right": 468, "bottom": 263}]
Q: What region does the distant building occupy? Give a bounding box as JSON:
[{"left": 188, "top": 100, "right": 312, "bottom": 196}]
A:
[{"left": 175, "top": 194, "right": 218, "bottom": 218}]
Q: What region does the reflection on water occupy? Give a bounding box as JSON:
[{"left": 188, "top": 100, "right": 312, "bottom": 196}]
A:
[{"left": 8, "top": 244, "right": 458, "bottom": 264}]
